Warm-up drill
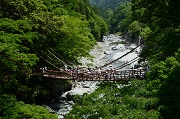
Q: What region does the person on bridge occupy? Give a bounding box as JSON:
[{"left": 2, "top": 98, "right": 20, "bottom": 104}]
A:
[
  {"left": 69, "top": 69, "right": 73, "bottom": 79},
  {"left": 75, "top": 67, "right": 80, "bottom": 80},
  {"left": 105, "top": 71, "right": 108, "bottom": 80},
  {"left": 81, "top": 69, "right": 85, "bottom": 80},
  {"left": 91, "top": 69, "right": 96, "bottom": 81},
  {"left": 97, "top": 67, "right": 101, "bottom": 80},
  {"left": 109, "top": 65, "right": 114, "bottom": 80},
  {"left": 44, "top": 66, "right": 47, "bottom": 71},
  {"left": 89, "top": 69, "right": 94, "bottom": 81},
  {"left": 41, "top": 66, "right": 47, "bottom": 74},
  {"left": 86, "top": 69, "right": 91, "bottom": 80}
]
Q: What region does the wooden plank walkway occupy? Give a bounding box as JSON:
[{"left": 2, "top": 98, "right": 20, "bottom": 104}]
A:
[{"left": 33, "top": 68, "right": 146, "bottom": 81}]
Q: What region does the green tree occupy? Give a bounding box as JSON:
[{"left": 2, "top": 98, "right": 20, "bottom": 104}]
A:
[
  {"left": 0, "top": 0, "right": 108, "bottom": 105},
  {"left": 146, "top": 49, "right": 180, "bottom": 119},
  {"left": 66, "top": 81, "right": 160, "bottom": 119},
  {"left": 0, "top": 18, "right": 41, "bottom": 102},
  {"left": 131, "top": 0, "right": 180, "bottom": 61},
  {"left": 104, "top": 8, "right": 113, "bottom": 28},
  {"left": 0, "top": 94, "right": 58, "bottom": 119},
  {"left": 55, "top": 14, "right": 96, "bottom": 63},
  {"left": 131, "top": 1, "right": 180, "bottom": 118},
  {"left": 110, "top": 2, "right": 132, "bottom": 34}
]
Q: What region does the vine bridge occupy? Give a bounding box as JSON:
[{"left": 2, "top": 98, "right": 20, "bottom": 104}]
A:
[
  {"left": 33, "top": 67, "right": 146, "bottom": 81},
  {"left": 33, "top": 36, "right": 147, "bottom": 81}
]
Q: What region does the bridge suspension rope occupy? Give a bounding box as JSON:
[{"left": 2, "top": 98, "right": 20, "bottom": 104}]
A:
[
  {"left": 25, "top": 41, "right": 63, "bottom": 70},
  {"left": 40, "top": 50, "right": 64, "bottom": 66},
  {"left": 37, "top": 40, "right": 68, "bottom": 67},
  {"left": 32, "top": 27, "right": 176, "bottom": 72},
  {"left": 33, "top": 49, "right": 61, "bottom": 70},
  {"left": 96, "top": 27, "right": 174, "bottom": 70},
  {"left": 113, "top": 56, "right": 140, "bottom": 70},
  {"left": 97, "top": 43, "right": 143, "bottom": 69},
  {"left": 40, "top": 39, "right": 75, "bottom": 66}
]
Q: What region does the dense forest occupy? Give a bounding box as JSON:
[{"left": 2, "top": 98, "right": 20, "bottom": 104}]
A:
[
  {"left": 66, "top": 0, "right": 180, "bottom": 119},
  {"left": 1, "top": 0, "right": 180, "bottom": 119},
  {"left": 89, "top": 0, "right": 128, "bottom": 11},
  {"left": 0, "top": 0, "right": 108, "bottom": 118},
  {"left": 89, "top": 0, "right": 131, "bottom": 33}
]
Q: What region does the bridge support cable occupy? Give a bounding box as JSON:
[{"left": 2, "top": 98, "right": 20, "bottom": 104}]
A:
[
  {"left": 38, "top": 49, "right": 68, "bottom": 69},
  {"left": 39, "top": 50, "right": 64, "bottom": 66},
  {"left": 47, "top": 55, "right": 59, "bottom": 62},
  {"left": 116, "top": 28, "right": 176, "bottom": 70},
  {"left": 113, "top": 57, "right": 140, "bottom": 70},
  {"left": 96, "top": 27, "right": 174, "bottom": 69},
  {"left": 114, "top": 56, "right": 139, "bottom": 69},
  {"left": 33, "top": 50, "right": 61, "bottom": 70},
  {"left": 99, "top": 44, "right": 142, "bottom": 69},
  {"left": 35, "top": 39, "right": 69, "bottom": 68},
  {"left": 39, "top": 39, "right": 75, "bottom": 66},
  {"left": 46, "top": 48, "right": 67, "bottom": 67},
  {"left": 114, "top": 57, "right": 140, "bottom": 70},
  {"left": 25, "top": 41, "right": 63, "bottom": 70}
]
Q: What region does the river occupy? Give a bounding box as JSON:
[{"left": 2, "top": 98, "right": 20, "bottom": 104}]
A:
[{"left": 48, "top": 34, "right": 141, "bottom": 119}]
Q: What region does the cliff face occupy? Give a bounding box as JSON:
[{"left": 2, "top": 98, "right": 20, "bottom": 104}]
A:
[{"left": 123, "top": 32, "right": 144, "bottom": 46}]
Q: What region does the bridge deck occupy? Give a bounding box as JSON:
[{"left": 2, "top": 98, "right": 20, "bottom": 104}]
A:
[{"left": 34, "top": 68, "right": 146, "bottom": 81}]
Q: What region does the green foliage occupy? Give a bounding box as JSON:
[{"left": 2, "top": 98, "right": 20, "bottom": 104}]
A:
[
  {"left": 140, "top": 26, "right": 152, "bottom": 39},
  {"left": 0, "top": 94, "right": 17, "bottom": 117},
  {"left": 0, "top": 0, "right": 108, "bottom": 117},
  {"left": 0, "top": 17, "right": 44, "bottom": 103},
  {"left": 1, "top": 0, "right": 108, "bottom": 64},
  {"left": 132, "top": 0, "right": 180, "bottom": 61},
  {"left": 89, "top": 0, "right": 131, "bottom": 34},
  {"left": 110, "top": 2, "right": 132, "bottom": 33},
  {"left": 104, "top": 8, "right": 113, "bottom": 26},
  {"left": 0, "top": 94, "right": 58, "bottom": 119},
  {"left": 89, "top": 0, "right": 129, "bottom": 11},
  {"left": 128, "top": 21, "right": 142, "bottom": 36},
  {"left": 146, "top": 49, "right": 180, "bottom": 119},
  {"left": 55, "top": 14, "right": 96, "bottom": 62},
  {"left": 0, "top": 0, "right": 108, "bottom": 105},
  {"left": 89, "top": 14, "right": 108, "bottom": 40},
  {"left": 57, "top": 0, "right": 108, "bottom": 41},
  {"left": 131, "top": 2, "right": 180, "bottom": 118},
  {"left": 16, "top": 102, "right": 58, "bottom": 119},
  {"left": 66, "top": 80, "right": 160, "bottom": 119}
]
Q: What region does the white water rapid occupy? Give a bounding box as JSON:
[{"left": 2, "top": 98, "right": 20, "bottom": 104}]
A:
[{"left": 48, "top": 34, "right": 142, "bottom": 119}]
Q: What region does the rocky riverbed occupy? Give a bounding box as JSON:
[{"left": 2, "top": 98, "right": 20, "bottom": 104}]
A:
[
  {"left": 48, "top": 81, "right": 100, "bottom": 119},
  {"left": 48, "top": 34, "right": 141, "bottom": 119},
  {"left": 80, "top": 34, "right": 140, "bottom": 69}
]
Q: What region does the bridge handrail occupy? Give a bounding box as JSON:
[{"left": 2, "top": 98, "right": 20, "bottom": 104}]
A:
[{"left": 33, "top": 67, "right": 146, "bottom": 81}]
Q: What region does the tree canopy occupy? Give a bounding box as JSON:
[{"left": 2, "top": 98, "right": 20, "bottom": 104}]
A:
[
  {"left": 66, "top": 0, "right": 180, "bottom": 119},
  {"left": 131, "top": 0, "right": 180, "bottom": 61},
  {"left": 1, "top": 0, "right": 180, "bottom": 118},
  {"left": 89, "top": 0, "right": 129, "bottom": 11},
  {"left": 89, "top": 0, "right": 131, "bottom": 34},
  {"left": 0, "top": 0, "right": 108, "bottom": 118}
]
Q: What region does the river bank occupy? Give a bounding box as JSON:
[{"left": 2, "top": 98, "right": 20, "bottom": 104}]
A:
[
  {"left": 48, "top": 34, "right": 141, "bottom": 118},
  {"left": 80, "top": 34, "right": 140, "bottom": 69}
]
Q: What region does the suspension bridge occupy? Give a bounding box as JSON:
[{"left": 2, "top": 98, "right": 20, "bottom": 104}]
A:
[
  {"left": 32, "top": 28, "right": 176, "bottom": 81},
  {"left": 33, "top": 67, "right": 146, "bottom": 81},
  {"left": 32, "top": 36, "right": 148, "bottom": 81}
]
